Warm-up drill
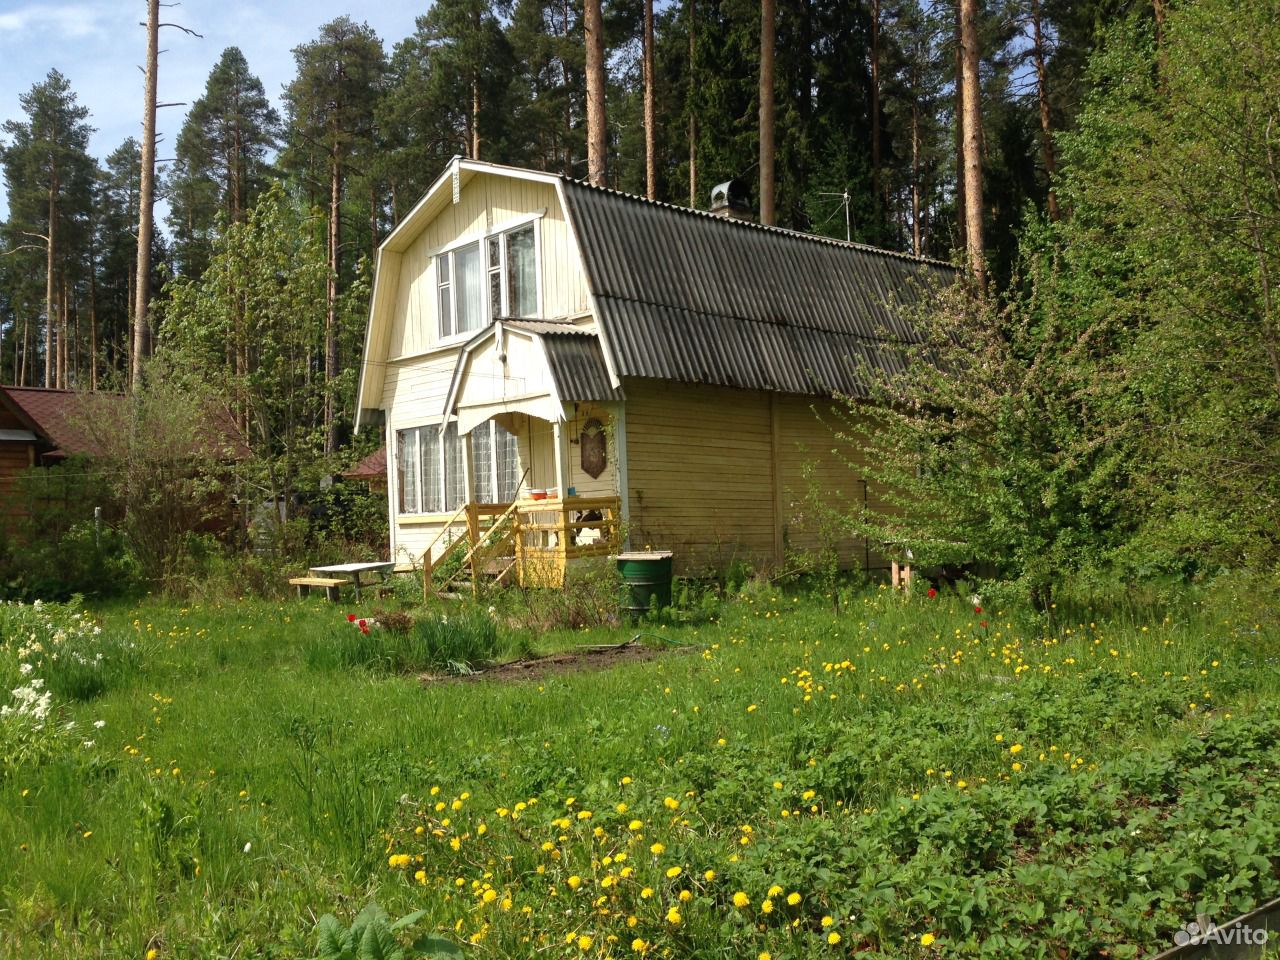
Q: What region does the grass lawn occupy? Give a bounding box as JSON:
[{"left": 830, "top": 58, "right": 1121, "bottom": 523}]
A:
[{"left": 1, "top": 584, "right": 1278, "bottom": 959}]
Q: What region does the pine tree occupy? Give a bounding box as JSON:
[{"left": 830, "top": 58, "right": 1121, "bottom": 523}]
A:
[
  {"left": 282, "top": 17, "right": 386, "bottom": 453},
  {"left": 1, "top": 69, "right": 94, "bottom": 388},
  {"left": 506, "top": 0, "right": 586, "bottom": 175},
  {"left": 98, "top": 139, "right": 141, "bottom": 384},
  {"left": 168, "top": 47, "right": 279, "bottom": 279}
]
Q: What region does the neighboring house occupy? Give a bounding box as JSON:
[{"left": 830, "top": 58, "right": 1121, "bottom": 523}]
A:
[
  {"left": 0, "top": 387, "right": 107, "bottom": 534},
  {"left": 355, "top": 158, "right": 954, "bottom": 584},
  {"left": 0, "top": 386, "right": 250, "bottom": 539}
]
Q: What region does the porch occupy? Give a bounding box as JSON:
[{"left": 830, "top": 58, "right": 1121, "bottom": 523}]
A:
[{"left": 420, "top": 495, "right": 622, "bottom": 595}]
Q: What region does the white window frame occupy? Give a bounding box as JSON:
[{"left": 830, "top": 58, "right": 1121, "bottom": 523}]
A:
[
  {"left": 433, "top": 212, "right": 543, "bottom": 343},
  {"left": 395, "top": 421, "right": 466, "bottom": 517},
  {"left": 471, "top": 420, "right": 522, "bottom": 504}
]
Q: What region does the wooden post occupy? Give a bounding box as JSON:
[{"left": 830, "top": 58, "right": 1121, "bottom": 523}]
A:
[
  {"left": 552, "top": 420, "right": 567, "bottom": 498},
  {"left": 466, "top": 503, "right": 481, "bottom": 590}
]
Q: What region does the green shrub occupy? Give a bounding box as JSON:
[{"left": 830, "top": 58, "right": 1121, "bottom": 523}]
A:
[{"left": 0, "top": 521, "right": 139, "bottom": 602}]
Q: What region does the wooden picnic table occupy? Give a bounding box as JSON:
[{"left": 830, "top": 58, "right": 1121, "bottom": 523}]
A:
[{"left": 307, "top": 561, "right": 396, "bottom": 602}]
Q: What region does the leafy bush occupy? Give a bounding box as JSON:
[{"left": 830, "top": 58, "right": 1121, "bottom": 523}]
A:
[
  {"left": 0, "top": 462, "right": 139, "bottom": 600},
  {"left": 511, "top": 558, "right": 620, "bottom": 631},
  {"left": 313, "top": 902, "right": 459, "bottom": 960}
]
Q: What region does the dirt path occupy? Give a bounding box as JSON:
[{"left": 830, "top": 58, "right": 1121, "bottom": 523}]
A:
[{"left": 419, "top": 639, "right": 693, "bottom": 685}]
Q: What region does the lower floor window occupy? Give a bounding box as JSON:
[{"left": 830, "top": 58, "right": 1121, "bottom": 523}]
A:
[
  {"left": 472, "top": 420, "right": 521, "bottom": 503},
  {"left": 396, "top": 420, "right": 520, "bottom": 514},
  {"left": 397, "top": 422, "right": 465, "bottom": 514}
]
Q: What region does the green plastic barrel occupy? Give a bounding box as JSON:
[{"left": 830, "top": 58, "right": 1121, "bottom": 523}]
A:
[{"left": 617, "top": 551, "right": 674, "bottom": 618}]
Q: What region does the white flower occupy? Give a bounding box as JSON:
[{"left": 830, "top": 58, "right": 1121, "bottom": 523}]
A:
[
  {"left": 82, "top": 740, "right": 95, "bottom": 749},
  {"left": 18, "top": 663, "right": 33, "bottom": 675},
  {"left": 243, "top": 842, "right": 252, "bottom": 854},
  {"left": 93, "top": 719, "right": 106, "bottom": 729}
]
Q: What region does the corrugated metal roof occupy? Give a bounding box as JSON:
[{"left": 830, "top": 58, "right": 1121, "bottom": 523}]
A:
[
  {"left": 560, "top": 179, "right": 955, "bottom": 397},
  {"left": 544, "top": 333, "right": 622, "bottom": 403}
]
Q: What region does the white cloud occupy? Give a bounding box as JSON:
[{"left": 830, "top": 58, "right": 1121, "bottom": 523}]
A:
[{"left": 0, "top": 4, "right": 105, "bottom": 40}]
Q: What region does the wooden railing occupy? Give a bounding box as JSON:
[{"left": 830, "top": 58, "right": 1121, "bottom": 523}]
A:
[
  {"left": 421, "top": 496, "right": 622, "bottom": 595},
  {"left": 514, "top": 496, "right": 622, "bottom": 588},
  {"left": 420, "top": 503, "right": 469, "bottom": 598}
]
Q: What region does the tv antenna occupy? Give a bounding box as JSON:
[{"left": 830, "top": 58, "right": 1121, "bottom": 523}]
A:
[{"left": 818, "top": 188, "right": 852, "bottom": 241}]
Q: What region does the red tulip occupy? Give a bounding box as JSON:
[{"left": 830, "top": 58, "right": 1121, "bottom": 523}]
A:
[
  {"left": 974, "top": 605, "right": 982, "bottom": 615},
  {"left": 347, "top": 614, "right": 357, "bottom": 623},
  {"left": 927, "top": 588, "right": 938, "bottom": 599}
]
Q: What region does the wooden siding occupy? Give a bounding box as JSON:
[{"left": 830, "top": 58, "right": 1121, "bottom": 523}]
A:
[
  {"left": 624, "top": 381, "right": 777, "bottom": 574},
  {"left": 0, "top": 441, "right": 34, "bottom": 531},
  {"left": 773, "top": 395, "right": 890, "bottom": 570},
  {"left": 622, "top": 381, "right": 890, "bottom": 575},
  {"left": 386, "top": 175, "right": 589, "bottom": 361}
]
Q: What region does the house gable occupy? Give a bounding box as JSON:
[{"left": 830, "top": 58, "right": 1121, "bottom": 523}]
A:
[{"left": 356, "top": 160, "right": 593, "bottom": 429}]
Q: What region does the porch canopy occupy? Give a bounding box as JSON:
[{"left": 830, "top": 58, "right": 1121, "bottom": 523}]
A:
[{"left": 441, "top": 319, "right": 620, "bottom": 436}]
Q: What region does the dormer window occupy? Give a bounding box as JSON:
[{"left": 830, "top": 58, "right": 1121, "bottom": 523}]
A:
[{"left": 437, "top": 219, "right": 539, "bottom": 339}]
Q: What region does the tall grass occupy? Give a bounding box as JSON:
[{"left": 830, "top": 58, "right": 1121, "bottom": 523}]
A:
[
  {"left": 303, "top": 609, "right": 500, "bottom": 674},
  {"left": 0, "top": 583, "right": 1276, "bottom": 956}
]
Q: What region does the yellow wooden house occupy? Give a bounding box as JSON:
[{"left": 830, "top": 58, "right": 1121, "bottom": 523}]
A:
[{"left": 355, "top": 158, "right": 952, "bottom": 588}]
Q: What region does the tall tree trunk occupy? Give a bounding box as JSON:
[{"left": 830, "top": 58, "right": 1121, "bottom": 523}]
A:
[
  {"left": 584, "top": 0, "right": 607, "bottom": 186},
  {"left": 959, "top": 0, "right": 986, "bottom": 287},
  {"left": 911, "top": 99, "right": 922, "bottom": 256},
  {"left": 132, "top": 0, "right": 159, "bottom": 390},
  {"left": 325, "top": 145, "right": 342, "bottom": 454},
  {"left": 59, "top": 272, "right": 68, "bottom": 388},
  {"left": 562, "top": 0, "right": 574, "bottom": 177},
  {"left": 89, "top": 245, "right": 98, "bottom": 391},
  {"left": 20, "top": 314, "right": 30, "bottom": 387},
  {"left": 471, "top": 72, "right": 482, "bottom": 159},
  {"left": 45, "top": 176, "right": 56, "bottom": 389},
  {"left": 1031, "top": 0, "right": 1059, "bottom": 220},
  {"left": 871, "top": 0, "right": 882, "bottom": 217},
  {"left": 643, "top": 0, "right": 657, "bottom": 199},
  {"left": 759, "top": 0, "right": 776, "bottom": 225},
  {"left": 688, "top": 0, "right": 698, "bottom": 207},
  {"left": 953, "top": 6, "right": 965, "bottom": 247}
]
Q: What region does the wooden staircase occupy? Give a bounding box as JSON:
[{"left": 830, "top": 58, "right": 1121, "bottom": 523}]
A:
[{"left": 420, "top": 496, "right": 622, "bottom": 598}]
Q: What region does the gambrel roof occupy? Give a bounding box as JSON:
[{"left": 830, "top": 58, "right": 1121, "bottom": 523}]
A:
[
  {"left": 561, "top": 179, "right": 954, "bottom": 398},
  {"left": 356, "top": 159, "right": 954, "bottom": 429}
]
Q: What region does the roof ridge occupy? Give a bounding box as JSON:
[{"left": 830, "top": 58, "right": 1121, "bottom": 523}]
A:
[{"left": 559, "top": 176, "right": 956, "bottom": 269}]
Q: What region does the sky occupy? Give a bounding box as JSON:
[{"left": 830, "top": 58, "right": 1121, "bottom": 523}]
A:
[{"left": 0, "top": 0, "right": 429, "bottom": 222}]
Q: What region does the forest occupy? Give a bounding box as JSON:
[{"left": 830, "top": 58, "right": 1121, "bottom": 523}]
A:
[{"left": 0, "top": 0, "right": 1277, "bottom": 594}]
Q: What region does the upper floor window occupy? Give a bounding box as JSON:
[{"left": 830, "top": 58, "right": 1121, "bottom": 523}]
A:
[{"left": 436, "top": 220, "right": 538, "bottom": 340}]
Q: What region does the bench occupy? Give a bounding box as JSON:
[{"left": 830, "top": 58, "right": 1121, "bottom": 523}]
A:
[{"left": 288, "top": 576, "right": 350, "bottom": 602}]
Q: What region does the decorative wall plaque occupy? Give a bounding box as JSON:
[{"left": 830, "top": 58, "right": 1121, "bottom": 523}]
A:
[{"left": 580, "top": 418, "right": 606, "bottom": 479}]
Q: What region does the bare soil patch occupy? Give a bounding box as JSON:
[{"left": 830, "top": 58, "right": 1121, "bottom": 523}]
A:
[{"left": 419, "top": 639, "right": 693, "bottom": 684}]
